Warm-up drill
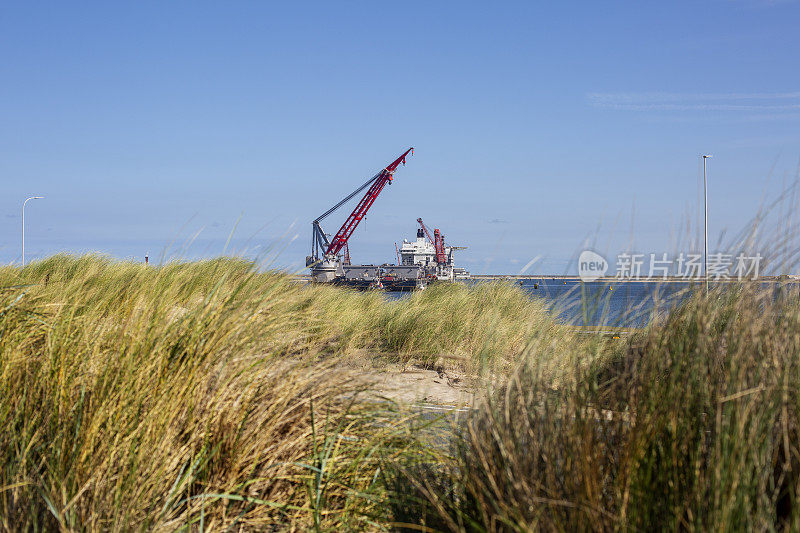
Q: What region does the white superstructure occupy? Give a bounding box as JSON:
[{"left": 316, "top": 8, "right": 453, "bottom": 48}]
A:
[
  {"left": 399, "top": 229, "right": 437, "bottom": 266},
  {"left": 398, "top": 228, "right": 469, "bottom": 281}
]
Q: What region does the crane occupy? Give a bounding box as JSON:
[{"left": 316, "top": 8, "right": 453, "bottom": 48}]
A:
[
  {"left": 308, "top": 147, "right": 413, "bottom": 272},
  {"left": 433, "top": 229, "right": 446, "bottom": 264},
  {"left": 416, "top": 217, "right": 446, "bottom": 264},
  {"left": 416, "top": 217, "right": 434, "bottom": 246}
]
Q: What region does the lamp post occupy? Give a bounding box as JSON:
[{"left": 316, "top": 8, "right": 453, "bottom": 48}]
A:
[
  {"left": 702, "top": 155, "right": 712, "bottom": 294},
  {"left": 22, "top": 196, "right": 44, "bottom": 267}
]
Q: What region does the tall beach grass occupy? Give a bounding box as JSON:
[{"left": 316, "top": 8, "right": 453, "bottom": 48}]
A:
[
  {"left": 387, "top": 281, "right": 800, "bottom": 531},
  {"left": 3, "top": 253, "right": 800, "bottom": 531},
  {"left": 0, "top": 254, "right": 564, "bottom": 530}
]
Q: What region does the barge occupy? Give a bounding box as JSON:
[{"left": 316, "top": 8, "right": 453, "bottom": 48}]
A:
[{"left": 306, "top": 148, "right": 469, "bottom": 291}]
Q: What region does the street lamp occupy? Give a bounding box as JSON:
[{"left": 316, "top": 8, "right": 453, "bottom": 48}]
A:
[
  {"left": 702, "top": 155, "right": 712, "bottom": 294},
  {"left": 22, "top": 196, "right": 44, "bottom": 267}
]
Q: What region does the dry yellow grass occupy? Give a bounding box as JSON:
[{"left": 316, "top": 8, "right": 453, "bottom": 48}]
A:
[
  {"left": 0, "top": 254, "right": 570, "bottom": 531},
  {"left": 387, "top": 282, "right": 800, "bottom": 531}
]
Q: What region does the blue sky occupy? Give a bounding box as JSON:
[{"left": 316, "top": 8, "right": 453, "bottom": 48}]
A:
[{"left": 2, "top": 1, "right": 800, "bottom": 273}]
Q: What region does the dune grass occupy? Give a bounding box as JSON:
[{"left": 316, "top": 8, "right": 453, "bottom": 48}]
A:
[
  {"left": 0, "top": 254, "right": 568, "bottom": 530},
  {"left": 387, "top": 281, "right": 800, "bottom": 531},
  {"left": 4, "top": 254, "right": 797, "bottom": 531},
  {"left": 0, "top": 255, "right": 395, "bottom": 530}
]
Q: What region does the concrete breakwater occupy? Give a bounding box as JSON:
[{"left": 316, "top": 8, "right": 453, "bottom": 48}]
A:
[
  {"left": 294, "top": 274, "right": 797, "bottom": 283},
  {"left": 471, "top": 274, "right": 797, "bottom": 283}
]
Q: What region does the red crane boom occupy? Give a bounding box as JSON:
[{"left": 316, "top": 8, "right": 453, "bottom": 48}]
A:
[
  {"left": 417, "top": 217, "right": 446, "bottom": 264},
  {"left": 416, "top": 217, "right": 434, "bottom": 245},
  {"left": 433, "top": 229, "right": 446, "bottom": 264},
  {"left": 324, "top": 148, "right": 413, "bottom": 257}
]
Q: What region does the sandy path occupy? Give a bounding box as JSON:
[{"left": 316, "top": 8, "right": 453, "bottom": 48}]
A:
[{"left": 358, "top": 363, "right": 475, "bottom": 406}]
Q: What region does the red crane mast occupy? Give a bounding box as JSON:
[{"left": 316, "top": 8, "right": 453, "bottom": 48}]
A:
[
  {"left": 310, "top": 148, "right": 413, "bottom": 263},
  {"left": 433, "top": 229, "right": 446, "bottom": 264}
]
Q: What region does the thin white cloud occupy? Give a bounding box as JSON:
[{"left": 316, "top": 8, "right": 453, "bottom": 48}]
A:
[
  {"left": 638, "top": 112, "right": 800, "bottom": 123},
  {"left": 588, "top": 92, "right": 800, "bottom": 112},
  {"left": 590, "top": 92, "right": 800, "bottom": 102},
  {"left": 728, "top": 0, "right": 800, "bottom": 8},
  {"left": 600, "top": 103, "right": 800, "bottom": 111}
]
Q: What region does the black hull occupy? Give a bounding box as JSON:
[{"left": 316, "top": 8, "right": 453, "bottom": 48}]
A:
[
  {"left": 328, "top": 277, "right": 428, "bottom": 292},
  {"left": 332, "top": 279, "right": 378, "bottom": 291},
  {"left": 382, "top": 279, "right": 421, "bottom": 292}
]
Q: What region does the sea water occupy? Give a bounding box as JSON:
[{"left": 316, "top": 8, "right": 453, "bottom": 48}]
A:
[{"left": 389, "top": 279, "right": 798, "bottom": 328}]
